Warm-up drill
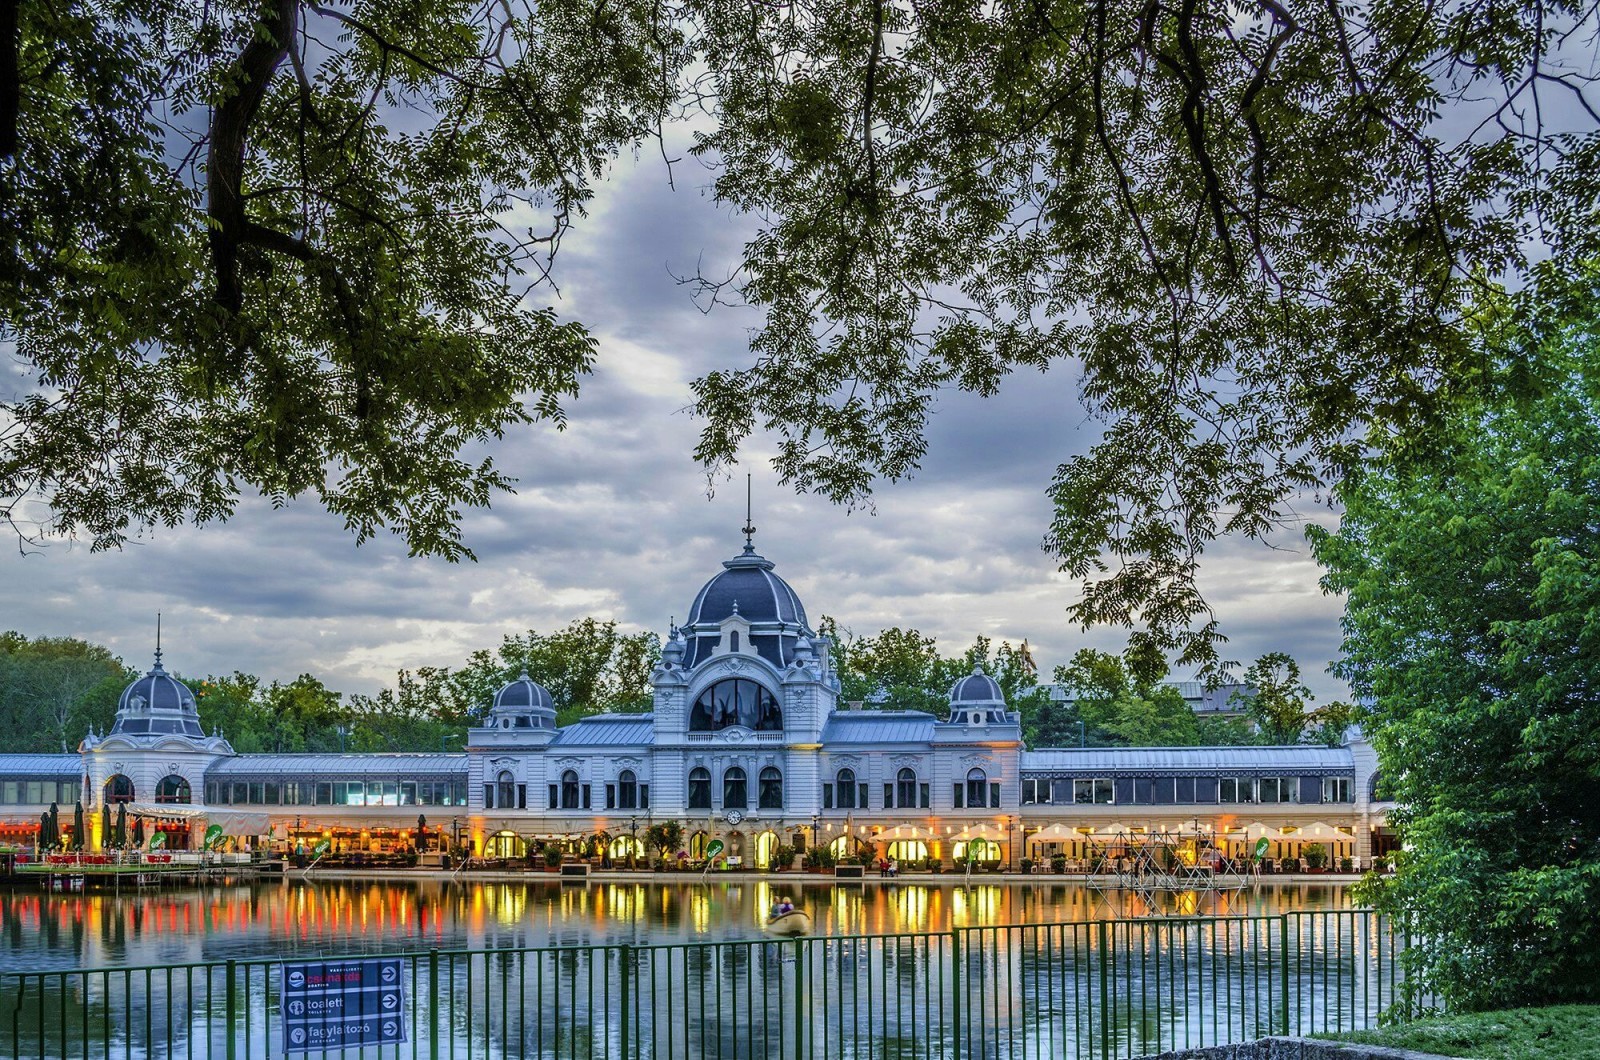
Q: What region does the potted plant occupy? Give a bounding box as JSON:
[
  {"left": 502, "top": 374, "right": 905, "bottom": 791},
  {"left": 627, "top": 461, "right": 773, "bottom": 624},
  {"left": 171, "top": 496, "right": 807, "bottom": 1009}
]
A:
[
  {"left": 772, "top": 844, "right": 796, "bottom": 871},
  {"left": 541, "top": 842, "right": 563, "bottom": 870},
  {"left": 1338, "top": 856, "right": 1353, "bottom": 873},
  {"left": 1304, "top": 843, "right": 1328, "bottom": 871},
  {"left": 1051, "top": 854, "right": 1067, "bottom": 874},
  {"left": 928, "top": 857, "right": 943, "bottom": 874},
  {"left": 1020, "top": 857, "right": 1035, "bottom": 874}
]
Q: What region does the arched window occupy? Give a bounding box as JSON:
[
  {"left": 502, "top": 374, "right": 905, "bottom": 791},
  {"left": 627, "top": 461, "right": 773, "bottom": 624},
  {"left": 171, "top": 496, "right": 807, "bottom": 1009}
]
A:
[
  {"left": 723, "top": 766, "right": 747, "bottom": 809},
  {"left": 104, "top": 774, "right": 135, "bottom": 805},
  {"left": 966, "top": 768, "right": 988, "bottom": 809},
  {"left": 486, "top": 831, "right": 525, "bottom": 859},
  {"left": 154, "top": 774, "right": 190, "bottom": 804},
  {"left": 688, "top": 768, "right": 711, "bottom": 809},
  {"left": 688, "top": 679, "right": 783, "bottom": 732},
  {"left": 896, "top": 767, "right": 917, "bottom": 809},
  {"left": 758, "top": 766, "right": 783, "bottom": 809},
  {"left": 560, "top": 770, "right": 580, "bottom": 810},
  {"left": 497, "top": 770, "right": 515, "bottom": 810},
  {"left": 618, "top": 769, "right": 638, "bottom": 810},
  {"left": 836, "top": 768, "right": 857, "bottom": 809}
]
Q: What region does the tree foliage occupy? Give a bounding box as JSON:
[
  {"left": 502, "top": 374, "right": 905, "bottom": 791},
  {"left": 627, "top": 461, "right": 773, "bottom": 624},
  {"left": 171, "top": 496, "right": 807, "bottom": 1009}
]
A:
[
  {"left": 373, "top": 618, "right": 660, "bottom": 725},
  {"left": 0, "top": 633, "right": 128, "bottom": 751},
  {"left": 1311, "top": 270, "right": 1600, "bottom": 1010},
  {"left": 7, "top": 0, "right": 1598, "bottom": 665}
]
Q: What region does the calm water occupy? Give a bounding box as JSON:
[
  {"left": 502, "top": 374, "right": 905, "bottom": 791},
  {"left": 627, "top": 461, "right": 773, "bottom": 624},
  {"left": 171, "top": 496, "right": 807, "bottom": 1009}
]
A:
[{"left": 0, "top": 876, "right": 1355, "bottom": 972}]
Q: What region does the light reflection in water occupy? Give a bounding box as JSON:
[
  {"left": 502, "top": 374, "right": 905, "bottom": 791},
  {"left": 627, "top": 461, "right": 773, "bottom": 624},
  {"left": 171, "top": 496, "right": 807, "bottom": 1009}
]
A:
[{"left": 0, "top": 878, "right": 1354, "bottom": 973}]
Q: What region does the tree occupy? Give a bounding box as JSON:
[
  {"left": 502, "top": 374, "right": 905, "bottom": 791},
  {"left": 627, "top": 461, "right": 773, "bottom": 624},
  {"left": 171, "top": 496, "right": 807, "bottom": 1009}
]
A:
[
  {"left": 1232, "top": 653, "right": 1313, "bottom": 745},
  {"left": 1309, "top": 273, "right": 1600, "bottom": 1010},
  {"left": 8, "top": 0, "right": 1599, "bottom": 669},
  {"left": 645, "top": 821, "right": 684, "bottom": 859},
  {"left": 0, "top": 635, "right": 128, "bottom": 751},
  {"left": 1051, "top": 649, "right": 1202, "bottom": 747}
]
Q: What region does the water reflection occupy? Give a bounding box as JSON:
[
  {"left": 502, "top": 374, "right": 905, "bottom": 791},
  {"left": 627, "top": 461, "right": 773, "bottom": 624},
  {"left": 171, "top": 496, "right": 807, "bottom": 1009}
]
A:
[{"left": 0, "top": 877, "right": 1353, "bottom": 972}]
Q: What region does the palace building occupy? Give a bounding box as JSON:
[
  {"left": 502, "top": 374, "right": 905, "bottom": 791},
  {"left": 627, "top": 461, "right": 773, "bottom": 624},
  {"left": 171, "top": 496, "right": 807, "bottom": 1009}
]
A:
[{"left": 0, "top": 539, "right": 1395, "bottom": 869}]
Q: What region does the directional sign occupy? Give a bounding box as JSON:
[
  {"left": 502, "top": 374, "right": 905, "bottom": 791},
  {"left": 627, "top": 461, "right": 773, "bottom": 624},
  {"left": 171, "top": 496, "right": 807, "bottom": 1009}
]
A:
[{"left": 280, "top": 957, "right": 407, "bottom": 1052}]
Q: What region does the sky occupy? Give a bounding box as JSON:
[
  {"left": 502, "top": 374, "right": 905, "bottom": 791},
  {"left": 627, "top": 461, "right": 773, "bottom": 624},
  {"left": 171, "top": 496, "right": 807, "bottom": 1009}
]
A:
[{"left": 0, "top": 148, "right": 1351, "bottom": 705}]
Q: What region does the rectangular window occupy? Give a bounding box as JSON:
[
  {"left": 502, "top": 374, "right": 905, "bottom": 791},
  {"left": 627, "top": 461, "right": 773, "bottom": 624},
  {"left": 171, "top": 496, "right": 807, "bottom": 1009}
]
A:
[
  {"left": 582, "top": 785, "right": 592, "bottom": 810},
  {"left": 61, "top": 782, "right": 79, "bottom": 804},
  {"left": 401, "top": 782, "right": 417, "bottom": 805},
  {"left": 1133, "top": 778, "right": 1154, "bottom": 804},
  {"left": 1322, "top": 776, "right": 1351, "bottom": 803},
  {"left": 518, "top": 784, "right": 527, "bottom": 810},
  {"left": 1154, "top": 777, "right": 1176, "bottom": 804},
  {"left": 1021, "top": 779, "right": 1037, "bottom": 805},
  {"left": 1175, "top": 777, "right": 1196, "bottom": 803},
  {"left": 1259, "top": 777, "right": 1281, "bottom": 803},
  {"left": 919, "top": 784, "right": 929, "bottom": 808},
  {"left": 953, "top": 783, "right": 964, "bottom": 809},
  {"left": 1219, "top": 778, "right": 1237, "bottom": 803},
  {"left": 548, "top": 785, "right": 558, "bottom": 810},
  {"left": 1073, "top": 778, "right": 1114, "bottom": 804},
  {"left": 1051, "top": 779, "right": 1072, "bottom": 804},
  {"left": 232, "top": 782, "right": 248, "bottom": 804},
  {"left": 990, "top": 782, "right": 1001, "bottom": 807},
  {"left": 484, "top": 784, "right": 495, "bottom": 809},
  {"left": 204, "top": 782, "right": 218, "bottom": 804},
  {"left": 606, "top": 784, "right": 616, "bottom": 810},
  {"left": 264, "top": 782, "right": 281, "bottom": 805},
  {"left": 315, "top": 782, "right": 332, "bottom": 805},
  {"left": 1239, "top": 777, "right": 1256, "bottom": 803},
  {"left": 822, "top": 783, "right": 834, "bottom": 809},
  {"left": 883, "top": 783, "right": 894, "bottom": 809},
  {"left": 859, "top": 783, "right": 869, "bottom": 809},
  {"left": 640, "top": 784, "right": 649, "bottom": 810},
  {"left": 248, "top": 782, "right": 265, "bottom": 804}
]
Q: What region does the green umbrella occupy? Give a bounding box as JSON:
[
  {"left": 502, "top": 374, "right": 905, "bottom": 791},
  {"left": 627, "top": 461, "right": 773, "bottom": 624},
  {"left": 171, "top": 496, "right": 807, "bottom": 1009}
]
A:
[
  {"left": 38, "top": 810, "right": 52, "bottom": 849},
  {"left": 114, "top": 803, "right": 127, "bottom": 849},
  {"left": 72, "top": 801, "right": 85, "bottom": 852},
  {"left": 102, "top": 804, "right": 113, "bottom": 849},
  {"left": 132, "top": 817, "right": 146, "bottom": 847},
  {"left": 47, "top": 803, "right": 60, "bottom": 850}
]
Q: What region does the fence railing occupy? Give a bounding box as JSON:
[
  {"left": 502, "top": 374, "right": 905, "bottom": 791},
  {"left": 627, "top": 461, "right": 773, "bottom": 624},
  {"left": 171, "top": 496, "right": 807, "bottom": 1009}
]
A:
[{"left": 4, "top": 910, "right": 1416, "bottom": 1060}]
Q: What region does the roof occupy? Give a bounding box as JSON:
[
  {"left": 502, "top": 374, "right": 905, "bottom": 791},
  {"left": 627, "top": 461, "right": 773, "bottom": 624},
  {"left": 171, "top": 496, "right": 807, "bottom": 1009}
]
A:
[
  {"left": 551, "top": 715, "right": 655, "bottom": 747},
  {"left": 493, "top": 672, "right": 555, "bottom": 713},
  {"left": 683, "top": 549, "right": 809, "bottom": 669},
  {"left": 206, "top": 753, "right": 468, "bottom": 777},
  {"left": 1021, "top": 745, "right": 1353, "bottom": 774},
  {"left": 0, "top": 755, "right": 83, "bottom": 776},
  {"left": 117, "top": 660, "right": 199, "bottom": 716},
  {"left": 820, "top": 711, "right": 937, "bottom": 744},
  {"left": 950, "top": 667, "right": 1004, "bottom": 704}
]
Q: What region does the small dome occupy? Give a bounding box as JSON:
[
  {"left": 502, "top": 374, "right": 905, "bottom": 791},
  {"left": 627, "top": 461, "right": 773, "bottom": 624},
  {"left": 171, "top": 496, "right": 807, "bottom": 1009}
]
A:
[
  {"left": 494, "top": 671, "right": 555, "bottom": 713},
  {"left": 117, "top": 659, "right": 198, "bottom": 715},
  {"left": 950, "top": 665, "right": 1005, "bottom": 705}
]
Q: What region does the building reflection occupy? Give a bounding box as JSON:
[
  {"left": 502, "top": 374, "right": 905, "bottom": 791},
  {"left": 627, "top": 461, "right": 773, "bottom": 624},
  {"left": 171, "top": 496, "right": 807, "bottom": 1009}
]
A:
[{"left": 0, "top": 878, "right": 1355, "bottom": 972}]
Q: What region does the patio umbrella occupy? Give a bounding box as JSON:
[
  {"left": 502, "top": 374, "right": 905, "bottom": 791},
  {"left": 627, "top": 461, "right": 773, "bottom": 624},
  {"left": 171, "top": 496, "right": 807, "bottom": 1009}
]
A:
[
  {"left": 47, "top": 802, "right": 60, "bottom": 850},
  {"left": 102, "top": 804, "right": 113, "bottom": 848},
  {"left": 38, "top": 810, "right": 52, "bottom": 849},
  {"left": 72, "top": 801, "right": 85, "bottom": 851},
  {"left": 115, "top": 803, "right": 127, "bottom": 849},
  {"left": 132, "top": 817, "right": 146, "bottom": 847}
]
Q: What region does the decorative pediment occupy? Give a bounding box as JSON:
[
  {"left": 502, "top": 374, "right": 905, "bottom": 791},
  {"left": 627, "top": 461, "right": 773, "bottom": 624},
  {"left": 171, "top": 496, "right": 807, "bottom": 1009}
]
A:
[
  {"left": 717, "top": 727, "right": 752, "bottom": 744},
  {"left": 890, "top": 754, "right": 924, "bottom": 767},
  {"left": 829, "top": 753, "right": 864, "bottom": 766},
  {"left": 489, "top": 756, "right": 518, "bottom": 767},
  {"left": 960, "top": 753, "right": 994, "bottom": 767},
  {"left": 554, "top": 756, "right": 582, "bottom": 768}
]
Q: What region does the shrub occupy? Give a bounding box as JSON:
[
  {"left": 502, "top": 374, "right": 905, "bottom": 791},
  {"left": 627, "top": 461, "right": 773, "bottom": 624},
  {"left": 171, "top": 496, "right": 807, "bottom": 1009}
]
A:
[{"left": 1304, "top": 843, "right": 1328, "bottom": 869}]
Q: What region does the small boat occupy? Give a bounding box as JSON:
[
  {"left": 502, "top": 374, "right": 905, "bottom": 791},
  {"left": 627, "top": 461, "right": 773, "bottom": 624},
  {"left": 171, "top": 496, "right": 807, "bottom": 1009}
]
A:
[{"left": 765, "top": 909, "right": 812, "bottom": 937}]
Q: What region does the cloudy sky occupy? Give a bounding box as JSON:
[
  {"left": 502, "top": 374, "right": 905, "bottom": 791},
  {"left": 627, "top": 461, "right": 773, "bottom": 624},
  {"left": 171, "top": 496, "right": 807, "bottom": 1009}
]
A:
[{"left": 2, "top": 148, "right": 1349, "bottom": 704}]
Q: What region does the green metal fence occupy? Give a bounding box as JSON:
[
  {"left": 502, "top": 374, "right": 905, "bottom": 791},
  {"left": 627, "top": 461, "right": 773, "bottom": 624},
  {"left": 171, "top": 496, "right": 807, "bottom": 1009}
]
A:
[{"left": 4, "top": 910, "right": 1416, "bottom": 1060}]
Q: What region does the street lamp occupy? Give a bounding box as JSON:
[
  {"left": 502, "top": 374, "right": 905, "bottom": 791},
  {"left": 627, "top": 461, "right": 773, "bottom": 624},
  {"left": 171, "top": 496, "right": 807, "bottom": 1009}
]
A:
[
  {"left": 810, "top": 814, "right": 819, "bottom": 852},
  {"left": 629, "top": 816, "right": 639, "bottom": 870}
]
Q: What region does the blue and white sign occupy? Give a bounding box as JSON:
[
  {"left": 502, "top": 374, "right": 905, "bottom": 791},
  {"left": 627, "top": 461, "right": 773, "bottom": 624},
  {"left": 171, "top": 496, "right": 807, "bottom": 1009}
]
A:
[{"left": 280, "top": 957, "right": 408, "bottom": 1052}]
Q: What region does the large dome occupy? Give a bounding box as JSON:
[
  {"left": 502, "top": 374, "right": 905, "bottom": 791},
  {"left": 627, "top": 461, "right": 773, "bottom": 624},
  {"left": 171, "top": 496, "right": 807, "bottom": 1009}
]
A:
[
  {"left": 682, "top": 546, "right": 811, "bottom": 669},
  {"left": 950, "top": 665, "right": 1005, "bottom": 705},
  {"left": 494, "top": 671, "right": 555, "bottom": 713},
  {"left": 110, "top": 655, "right": 205, "bottom": 739}
]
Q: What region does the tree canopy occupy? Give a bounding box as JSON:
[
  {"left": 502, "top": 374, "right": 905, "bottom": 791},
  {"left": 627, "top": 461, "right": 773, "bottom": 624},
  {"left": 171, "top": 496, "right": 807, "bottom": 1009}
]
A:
[
  {"left": 1310, "top": 269, "right": 1600, "bottom": 1010},
  {"left": 6, "top": 0, "right": 1597, "bottom": 664}
]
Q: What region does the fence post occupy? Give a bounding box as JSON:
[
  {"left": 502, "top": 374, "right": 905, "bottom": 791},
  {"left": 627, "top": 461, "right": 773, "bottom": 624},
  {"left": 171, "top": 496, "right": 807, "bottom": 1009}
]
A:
[
  {"left": 794, "top": 939, "right": 807, "bottom": 1060},
  {"left": 950, "top": 930, "right": 962, "bottom": 1060},
  {"left": 429, "top": 949, "right": 440, "bottom": 1059},
  {"left": 1097, "top": 920, "right": 1111, "bottom": 1060},
  {"left": 225, "top": 959, "right": 238, "bottom": 1060},
  {"left": 1279, "top": 917, "right": 1291, "bottom": 1036},
  {"left": 619, "top": 945, "right": 632, "bottom": 1060}
]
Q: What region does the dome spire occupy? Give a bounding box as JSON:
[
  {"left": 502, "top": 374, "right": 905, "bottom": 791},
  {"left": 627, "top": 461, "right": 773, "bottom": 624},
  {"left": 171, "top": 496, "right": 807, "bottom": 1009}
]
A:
[{"left": 741, "top": 472, "right": 757, "bottom": 554}]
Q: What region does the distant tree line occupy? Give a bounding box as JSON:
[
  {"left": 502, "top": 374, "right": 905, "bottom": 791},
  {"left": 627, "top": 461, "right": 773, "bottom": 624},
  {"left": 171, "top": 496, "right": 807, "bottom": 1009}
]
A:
[{"left": 2, "top": 616, "right": 1343, "bottom": 754}]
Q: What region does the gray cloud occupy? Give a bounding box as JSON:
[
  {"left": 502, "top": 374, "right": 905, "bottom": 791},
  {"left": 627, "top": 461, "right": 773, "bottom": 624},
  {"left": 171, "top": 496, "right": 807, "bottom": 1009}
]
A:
[{"left": 0, "top": 152, "right": 1351, "bottom": 705}]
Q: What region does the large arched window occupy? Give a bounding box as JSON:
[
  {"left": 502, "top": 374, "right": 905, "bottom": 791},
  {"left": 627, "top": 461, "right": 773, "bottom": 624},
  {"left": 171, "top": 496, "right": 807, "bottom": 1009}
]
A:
[
  {"left": 835, "top": 768, "right": 857, "bottom": 809},
  {"left": 104, "top": 774, "right": 135, "bottom": 805},
  {"left": 154, "top": 774, "right": 190, "bottom": 804},
  {"left": 896, "top": 768, "right": 917, "bottom": 809},
  {"left": 688, "top": 679, "right": 783, "bottom": 732},
  {"left": 560, "top": 770, "right": 580, "bottom": 810},
  {"left": 688, "top": 767, "right": 711, "bottom": 809},
  {"left": 758, "top": 767, "right": 783, "bottom": 809},
  {"left": 723, "top": 767, "right": 747, "bottom": 809},
  {"left": 966, "top": 768, "right": 989, "bottom": 809},
  {"left": 497, "top": 771, "right": 515, "bottom": 810},
  {"left": 618, "top": 769, "right": 638, "bottom": 810}
]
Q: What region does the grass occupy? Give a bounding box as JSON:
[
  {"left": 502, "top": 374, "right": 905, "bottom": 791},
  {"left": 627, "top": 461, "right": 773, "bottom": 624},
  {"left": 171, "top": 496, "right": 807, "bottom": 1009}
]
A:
[{"left": 1319, "top": 1005, "right": 1600, "bottom": 1059}]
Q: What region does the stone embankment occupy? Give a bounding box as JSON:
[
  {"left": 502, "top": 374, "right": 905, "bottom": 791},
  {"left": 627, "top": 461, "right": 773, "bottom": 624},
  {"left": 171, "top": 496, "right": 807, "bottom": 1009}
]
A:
[{"left": 1144, "top": 1038, "right": 1455, "bottom": 1060}]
